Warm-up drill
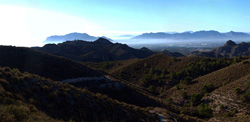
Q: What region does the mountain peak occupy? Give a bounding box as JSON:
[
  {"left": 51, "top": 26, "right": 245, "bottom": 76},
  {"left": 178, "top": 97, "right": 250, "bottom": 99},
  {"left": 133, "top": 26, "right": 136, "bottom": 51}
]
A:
[
  {"left": 94, "top": 37, "right": 112, "bottom": 44},
  {"left": 224, "top": 40, "right": 236, "bottom": 46},
  {"left": 140, "top": 47, "right": 151, "bottom": 51}
]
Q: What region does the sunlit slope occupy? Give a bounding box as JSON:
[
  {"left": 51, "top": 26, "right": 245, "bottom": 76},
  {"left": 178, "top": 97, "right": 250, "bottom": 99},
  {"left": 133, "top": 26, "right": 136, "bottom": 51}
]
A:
[{"left": 164, "top": 59, "right": 250, "bottom": 103}]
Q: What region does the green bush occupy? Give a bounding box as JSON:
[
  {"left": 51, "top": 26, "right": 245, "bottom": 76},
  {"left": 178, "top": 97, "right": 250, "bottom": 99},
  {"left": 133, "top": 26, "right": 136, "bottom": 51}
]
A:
[
  {"left": 234, "top": 88, "right": 241, "bottom": 94},
  {"left": 242, "top": 60, "right": 249, "bottom": 64},
  {"left": 175, "top": 84, "right": 180, "bottom": 90},
  {"left": 180, "top": 76, "right": 192, "bottom": 85},
  {"left": 167, "top": 97, "right": 173, "bottom": 103},
  {"left": 181, "top": 91, "right": 188, "bottom": 98},
  {"left": 241, "top": 88, "right": 250, "bottom": 102},
  {"left": 202, "top": 83, "right": 215, "bottom": 93},
  {"left": 197, "top": 103, "right": 213, "bottom": 118},
  {"left": 148, "top": 86, "right": 156, "bottom": 93},
  {"left": 0, "top": 105, "right": 30, "bottom": 121},
  {"left": 190, "top": 94, "right": 202, "bottom": 106}
]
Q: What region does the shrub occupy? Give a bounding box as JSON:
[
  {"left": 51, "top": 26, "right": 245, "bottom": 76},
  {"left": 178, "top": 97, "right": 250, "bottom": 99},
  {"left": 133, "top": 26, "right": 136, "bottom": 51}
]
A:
[
  {"left": 160, "top": 68, "right": 166, "bottom": 78},
  {"left": 175, "top": 84, "right": 180, "bottom": 90},
  {"left": 234, "top": 88, "right": 241, "bottom": 94},
  {"left": 148, "top": 86, "right": 156, "bottom": 93},
  {"left": 180, "top": 110, "right": 185, "bottom": 114},
  {"left": 167, "top": 97, "right": 173, "bottom": 103},
  {"left": 202, "top": 83, "right": 215, "bottom": 93},
  {"left": 197, "top": 103, "right": 213, "bottom": 118},
  {"left": 241, "top": 88, "right": 250, "bottom": 102},
  {"left": 149, "top": 67, "right": 154, "bottom": 74},
  {"left": 181, "top": 91, "right": 188, "bottom": 98},
  {"left": 170, "top": 71, "right": 176, "bottom": 79},
  {"left": 0, "top": 105, "right": 30, "bottom": 121},
  {"left": 180, "top": 76, "right": 192, "bottom": 85},
  {"left": 219, "top": 104, "right": 224, "bottom": 109},
  {"left": 190, "top": 94, "right": 202, "bottom": 106},
  {"left": 242, "top": 60, "right": 249, "bottom": 64}
]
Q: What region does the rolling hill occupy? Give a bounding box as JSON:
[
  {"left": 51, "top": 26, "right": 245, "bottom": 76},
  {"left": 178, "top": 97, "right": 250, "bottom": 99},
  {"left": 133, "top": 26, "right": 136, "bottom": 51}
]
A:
[
  {"left": 0, "top": 46, "right": 102, "bottom": 81},
  {"left": 33, "top": 38, "right": 156, "bottom": 62},
  {"left": 0, "top": 45, "right": 169, "bottom": 109},
  {"left": 0, "top": 66, "right": 158, "bottom": 122}
]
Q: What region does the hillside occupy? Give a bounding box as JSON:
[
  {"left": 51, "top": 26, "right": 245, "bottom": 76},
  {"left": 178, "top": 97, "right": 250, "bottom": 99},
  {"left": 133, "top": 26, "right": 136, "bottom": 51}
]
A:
[
  {"left": 192, "top": 40, "right": 250, "bottom": 57},
  {"left": 33, "top": 38, "right": 156, "bottom": 62},
  {"left": 163, "top": 59, "right": 250, "bottom": 100},
  {"left": 3, "top": 41, "right": 250, "bottom": 121},
  {"left": 156, "top": 59, "right": 250, "bottom": 121},
  {"left": 108, "top": 53, "right": 238, "bottom": 95},
  {"left": 0, "top": 45, "right": 168, "bottom": 109},
  {"left": 84, "top": 50, "right": 250, "bottom": 120},
  {"left": 0, "top": 67, "right": 158, "bottom": 122},
  {"left": 0, "top": 46, "right": 102, "bottom": 81}
]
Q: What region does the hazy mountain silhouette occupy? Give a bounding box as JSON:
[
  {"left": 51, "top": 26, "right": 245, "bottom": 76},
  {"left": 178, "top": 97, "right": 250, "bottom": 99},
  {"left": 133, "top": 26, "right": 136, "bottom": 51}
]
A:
[
  {"left": 44, "top": 32, "right": 111, "bottom": 43},
  {"left": 133, "top": 30, "right": 250, "bottom": 40}
]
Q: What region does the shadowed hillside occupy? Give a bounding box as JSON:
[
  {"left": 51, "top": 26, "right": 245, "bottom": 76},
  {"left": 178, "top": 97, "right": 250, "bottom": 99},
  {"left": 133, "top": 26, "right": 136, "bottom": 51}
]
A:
[
  {"left": 0, "top": 67, "right": 158, "bottom": 122},
  {"left": 0, "top": 46, "right": 102, "bottom": 81}
]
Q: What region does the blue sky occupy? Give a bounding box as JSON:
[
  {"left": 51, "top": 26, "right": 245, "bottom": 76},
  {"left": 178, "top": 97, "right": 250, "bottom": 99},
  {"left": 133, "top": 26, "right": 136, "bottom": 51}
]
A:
[{"left": 0, "top": 0, "right": 250, "bottom": 46}]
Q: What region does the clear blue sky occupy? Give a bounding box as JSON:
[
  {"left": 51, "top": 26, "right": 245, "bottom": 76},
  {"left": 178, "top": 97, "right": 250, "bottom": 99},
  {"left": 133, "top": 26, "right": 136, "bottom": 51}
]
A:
[{"left": 0, "top": 0, "right": 250, "bottom": 46}]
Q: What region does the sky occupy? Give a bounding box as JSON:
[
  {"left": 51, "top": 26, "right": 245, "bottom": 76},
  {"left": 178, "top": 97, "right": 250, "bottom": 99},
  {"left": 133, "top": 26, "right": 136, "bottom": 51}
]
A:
[{"left": 0, "top": 0, "right": 250, "bottom": 46}]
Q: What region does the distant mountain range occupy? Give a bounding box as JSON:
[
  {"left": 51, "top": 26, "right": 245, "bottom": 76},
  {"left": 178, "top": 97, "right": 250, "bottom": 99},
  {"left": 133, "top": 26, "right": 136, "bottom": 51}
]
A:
[
  {"left": 133, "top": 30, "right": 250, "bottom": 40},
  {"left": 44, "top": 32, "right": 111, "bottom": 43},
  {"left": 191, "top": 40, "right": 250, "bottom": 57}
]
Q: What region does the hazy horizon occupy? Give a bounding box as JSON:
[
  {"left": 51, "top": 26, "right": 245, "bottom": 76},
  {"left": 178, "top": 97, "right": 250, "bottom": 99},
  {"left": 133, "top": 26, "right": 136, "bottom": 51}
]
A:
[{"left": 1, "top": 0, "right": 250, "bottom": 46}]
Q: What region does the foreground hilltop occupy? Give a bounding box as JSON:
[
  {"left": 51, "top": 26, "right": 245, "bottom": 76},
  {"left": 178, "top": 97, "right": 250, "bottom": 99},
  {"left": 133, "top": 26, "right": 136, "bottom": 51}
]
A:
[
  {"left": 0, "top": 45, "right": 167, "bottom": 119},
  {"left": 192, "top": 40, "right": 250, "bottom": 57},
  {"left": 0, "top": 67, "right": 157, "bottom": 122},
  {"left": 0, "top": 46, "right": 102, "bottom": 81}
]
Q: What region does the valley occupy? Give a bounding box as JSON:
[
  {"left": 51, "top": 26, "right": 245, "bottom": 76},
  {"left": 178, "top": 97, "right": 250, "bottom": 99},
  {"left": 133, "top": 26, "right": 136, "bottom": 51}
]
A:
[{"left": 1, "top": 37, "right": 250, "bottom": 121}]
